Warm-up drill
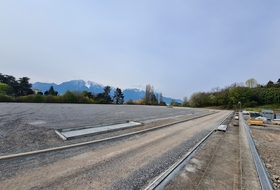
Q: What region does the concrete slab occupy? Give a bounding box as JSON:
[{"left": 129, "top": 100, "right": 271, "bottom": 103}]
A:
[
  {"left": 55, "top": 121, "right": 143, "bottom": 140},
  {"left": 217, "top": 124, "right": 227, "bottom": 131}
]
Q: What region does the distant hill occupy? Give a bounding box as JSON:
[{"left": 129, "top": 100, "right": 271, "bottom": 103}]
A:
[{"left": 32, "top": 80, "right": 182, "bottom": 104}]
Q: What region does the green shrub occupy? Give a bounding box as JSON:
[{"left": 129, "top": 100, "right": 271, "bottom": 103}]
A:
[
  {"left": 53, "top": 96, "right": 64, "bottom": 103},
  {"left": 63, "top": 91, "right": 77, "bottom": 103},
  {"left": 126, "top": 99, "right": 135, "bottom": 105},
  {"left": 44, "top": 95, "right": 55, "bottom": 103},
  {"left": 33, "top": 94, "right": 44, "bottom": 103},
  {"left": 96, "top": 98, "right": 107, "bottom": 104},
  {"left": 0, "top": 94, "right": 13, "bottom": 102},
  {"left": 20, "top": 95, "right": 34, "bottom": 102},
  {"left": 159, "top": 101, "right": 167, "bottom": 106}
]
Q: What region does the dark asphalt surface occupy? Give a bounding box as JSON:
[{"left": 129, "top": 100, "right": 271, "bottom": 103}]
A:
[{"left": 0, "top": 103, "right": 207, "bottom": 129}]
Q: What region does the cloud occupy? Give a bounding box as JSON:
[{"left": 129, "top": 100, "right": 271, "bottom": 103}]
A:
[{"left": 1, "top": 1, "right": 280, "bottom": 99}]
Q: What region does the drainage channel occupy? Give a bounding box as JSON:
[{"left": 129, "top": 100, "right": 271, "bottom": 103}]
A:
[
  {"left": 144, "top": 112, "right": 233, "bottom": 190},
  {"left": 240, "top": 114, "right": 274, "bottom": 190},
  {"left": 0, "top": 112, "right": 217, "bottom": 161}
]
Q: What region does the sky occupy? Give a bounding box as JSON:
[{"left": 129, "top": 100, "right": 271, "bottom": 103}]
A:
[{"left": 1, "top": 1, "right": 280, "bottom": 99}]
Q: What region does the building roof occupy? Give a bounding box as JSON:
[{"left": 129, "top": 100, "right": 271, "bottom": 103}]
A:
[{"left": 261, "top": 109, "right": 274, "bottom": 113}]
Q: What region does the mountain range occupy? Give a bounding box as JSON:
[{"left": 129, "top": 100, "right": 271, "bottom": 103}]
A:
[{"left": 32, "top": 80, "right": 182, "bottom": 104}]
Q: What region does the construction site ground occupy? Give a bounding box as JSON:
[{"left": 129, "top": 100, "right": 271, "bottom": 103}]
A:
[
  {"left": 166, "top": 114, "right": 280, "bottom": 190},
  {"left": 1, "top": 104, "right": 280, "bottom": 189},
  {"left": 250, "top": 123, "right": 280, "bottom": 189}
]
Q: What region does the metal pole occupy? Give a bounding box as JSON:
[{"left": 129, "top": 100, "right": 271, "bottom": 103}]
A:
[{"left": 238, "top": 101, "right": 241, "bottom": 111}]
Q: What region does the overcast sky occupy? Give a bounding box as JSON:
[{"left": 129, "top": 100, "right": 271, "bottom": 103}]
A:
[{"left": 1, "top": 1, "right": 280, "bottom": 99}]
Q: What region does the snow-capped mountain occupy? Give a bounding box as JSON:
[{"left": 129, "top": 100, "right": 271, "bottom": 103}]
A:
[
  {"left": 123, "top": 88, "right": 145, "bottom": 101},
  {"left": 33, "top": 80, "right": 105, "bottom": 95},
  {"left": 32, "top": 80, "right": 182, "bottom": 104}
]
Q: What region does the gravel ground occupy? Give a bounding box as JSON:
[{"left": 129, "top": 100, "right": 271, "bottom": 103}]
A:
[
  {"left": 0, "top": 103, "right": 209, "bottom": 156},
  {"left": 0, "top": 103, "right": 206, "bottom": 129},
  {"left": 165, "top": 113, "right": 245, "bottom": 190},
  {"left": 3, "top": 103, "right": 278, "bottom": 189},
  {"left": 250, "top": 124, "right": 280, "bottom": 189},
  {"left": 110, "top": 131, "right": 209, "bottom": 190},
  {"left": 240, "top": 115, "right": 280, "bottom": 189},
  {"left": 0, "top": 105, "right": 230, "bottom": 190}
]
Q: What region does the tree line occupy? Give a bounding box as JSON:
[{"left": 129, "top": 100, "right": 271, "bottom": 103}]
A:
[
  {"left": 0, "top": 73, "right": 33, "bottom": 97},
  {"left": 126, "top": 84, "right": 186, "bottom": 107},
  {"left": 0, "top": 73, "right": 124, "bottom": 104},
  {"left": 188, "top": 78, "right": 280, "bottom": 109}
]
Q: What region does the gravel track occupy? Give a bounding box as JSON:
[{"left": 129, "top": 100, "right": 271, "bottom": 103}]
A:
[
  {"left": 110, "top": 130, "right": 209, "bottom": 190},
  {"left": 0, "top": 108, "right": 230, "bottom": 190}
]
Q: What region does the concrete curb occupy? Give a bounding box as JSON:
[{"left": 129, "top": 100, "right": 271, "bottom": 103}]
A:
[
  {"left": 239, "top": 113, "right": 262, "bottom": 190},
  {"left": 144, "top": 111, "right": 232, "bottom": 190},
  {"left": 240, "top": 113, "right": 274, "bottom": 190}
]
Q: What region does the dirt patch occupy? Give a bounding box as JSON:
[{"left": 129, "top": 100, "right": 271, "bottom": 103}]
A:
[{"left": 250, "top": 125, "right": 280, "bottom": 189}]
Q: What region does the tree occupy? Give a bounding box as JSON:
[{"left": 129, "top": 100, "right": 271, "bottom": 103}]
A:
[
  {"left": 266, "top": 80, "right": 275, "bottom": 88},
  {"left": 144, "top": 84, "right": 158, "bottom": 105},
  {"left": 189, "top": 92, "right": 205, "bottom": 107},
  {"left": 82, "top": 90, "right": 93, "bottom": 98},
  {"left": 170, "top": 99, "right": 180, "bottom": 106},
  {"left": 151, "top": 93, "right": 158, "bottom": 105},
  {"left": 103, "top": 85, "right": 112, "bottom": 103},
  {"left": 276, "top": 78, "right": 280, "bottom": 88},
  {"left": 0, "top": 73, "right": 16, "bottom": 85},
  {"left": 63, "top": 90, "right": 77, "bottom": 102},
  {"left": 0, "top": 73, "right": 19, "bottom": 96},
  {"left": 44, "top": 86, "right": 58, "bottom": 96},
  {"left": 182, "top": 96, "right": 188, "bottom": 107},
  {"left": 17, "top": 77, "right": 34, "bottom": 96},
  {"left": 160, "top": 92, "right": 163, "bottom": 103},
  {"left": 158, "top": 92, "right": 166, "bottom": 106},
  {"left": 229, "top": 87, "right": 252, "bottom": 108},
  {"left": 211, "top": 87, "right": 220, "bottom": 93},
  {"left": 48, "top": 86, "right": 57, "bottom": 95},
  {"left": 113, "top": 88, "right": 124, "bottom": 104},
  {"left": 145, "top": 84, "right": 152, "bottom": 104},
  {"left": 245, "top": 78, "right": 258, "bottom": 88},
  {"left": 0, "top": 82, "right": 9, "bottom": 94},
  {"left": 94, "top": 93, "right": 106, "bottom": 103}
]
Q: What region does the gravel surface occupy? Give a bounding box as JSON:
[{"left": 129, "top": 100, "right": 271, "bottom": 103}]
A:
[
  {"left": 240, "top": 115, "right": 280, "bottom": 190},
  {"left": 4, "top": 103, "right": 279, "bottom": 189},
  {"left": 110, "top": 130, "right": 210, "bottom": 190},
  {"left": 250, "top": 124, "right": 280, "bottom": 189},
  {"left": 165, "top": 113, "right": 242, "bottom": 190},
  {"left": 0, "top": 103, "right": 206, "bottom": 129},
  {"left": 0, "top": 105, "right": 230, "bottom": 190},
  {"left": 0, "top": 103, "right": 209, "bottom": 155}
]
